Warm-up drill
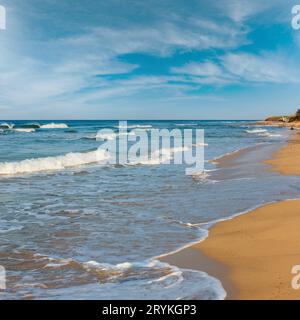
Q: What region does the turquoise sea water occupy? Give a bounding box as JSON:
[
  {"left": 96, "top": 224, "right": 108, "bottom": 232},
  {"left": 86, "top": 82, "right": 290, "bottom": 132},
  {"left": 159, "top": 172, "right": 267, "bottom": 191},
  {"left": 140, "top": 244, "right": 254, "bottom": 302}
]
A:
[{"left": 0, "top": 120, "right": 299, "bottom": 299}]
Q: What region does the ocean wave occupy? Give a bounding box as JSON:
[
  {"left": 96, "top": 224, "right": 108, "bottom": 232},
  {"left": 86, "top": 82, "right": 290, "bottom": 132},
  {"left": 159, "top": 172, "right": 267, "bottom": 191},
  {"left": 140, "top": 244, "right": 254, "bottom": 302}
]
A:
[
  {"left": 263, "top": 133, "right": 282, "bottom": 137},
  {"left": 14, "top": 128, "right": 35, "bottom": 133},
  {"left": 82, "top": 131, "right": 136, "bottom": 141},
  {"left": 0, "top": 149, "right": 110, "bottom": 175},
  {"left": 18, "top": 122, "right": 69, "bottom": 129},
  {"left": 40, "top": 123, "right": 69, "bottom": 129},
  {"left": 0, "top": 122, "right": 68, "bottom": 132},
  {"left": 175, "top": 123, "right": 198, "bottom": 126},
  {"left": 129, "top": 146, "right": 190, "bottom": 166},
  {"left": 95, "top": 132, "right": 117, "bottom": 141},
  {"left": 21, "top": 123, "right": 41, "bottom": 129},
  {"left": 42, "top": 257, "right": 225, "bottom": 300},
  {"left": 0, "top": 122, "right": 14, "bottom": 129},
  {"left": 245, "top": 128, "right": 282, "bottom": 138},
  {"left": 245, "top": 128, "right": 268, "bottom": 134}
]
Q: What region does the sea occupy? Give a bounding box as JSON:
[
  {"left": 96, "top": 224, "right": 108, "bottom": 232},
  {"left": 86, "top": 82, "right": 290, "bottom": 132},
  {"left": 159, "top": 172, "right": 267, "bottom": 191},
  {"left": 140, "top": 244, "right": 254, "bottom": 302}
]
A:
[{"left": 1, "top": 120, "right": 300, "bottom": 300}]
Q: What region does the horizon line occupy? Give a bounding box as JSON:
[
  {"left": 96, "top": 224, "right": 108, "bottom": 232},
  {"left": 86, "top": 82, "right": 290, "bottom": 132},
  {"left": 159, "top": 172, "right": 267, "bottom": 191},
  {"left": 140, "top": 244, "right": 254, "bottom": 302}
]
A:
[{"left": 0, "top": 119, "right": 262, "bottom": 121}]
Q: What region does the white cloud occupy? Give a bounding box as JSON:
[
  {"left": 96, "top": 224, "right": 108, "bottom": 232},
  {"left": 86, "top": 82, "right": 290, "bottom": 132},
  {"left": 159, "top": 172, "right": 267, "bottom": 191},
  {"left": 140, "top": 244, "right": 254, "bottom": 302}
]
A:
[
  {"left": 171, "top": 61, "right": 222, "bottom": 77},
  {"left": 170, "top": 52, "right": 300, "bottom": 86},
  {"left": 214, "top": 0, "right": 293, "bottom": 23},
  {"left": 0, "top": 9, "right": 248, "bottom": 111},
  {"left": 221, "top": 52, "right": 299, "bottom": 84},
  {"left": 64, "top": 19, "right": 246, "bottom": 58},
  {"left": 219, "top": 0, "right": 267, "bottom": 23}
]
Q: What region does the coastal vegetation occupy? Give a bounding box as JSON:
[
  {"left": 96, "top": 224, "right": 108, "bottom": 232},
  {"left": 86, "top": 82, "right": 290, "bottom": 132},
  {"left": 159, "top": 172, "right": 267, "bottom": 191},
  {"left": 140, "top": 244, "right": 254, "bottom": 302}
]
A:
[
  {"left": 260, "top": 109, "right": 300, "bottom": 127},
  {"left": 265, "top": 109, "right": 300, "bottom": 123}
]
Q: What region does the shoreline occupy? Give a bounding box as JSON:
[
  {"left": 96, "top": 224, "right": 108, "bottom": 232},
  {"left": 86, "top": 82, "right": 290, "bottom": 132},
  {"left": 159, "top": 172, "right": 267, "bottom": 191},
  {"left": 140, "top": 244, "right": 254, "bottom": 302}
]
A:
[{"left": 160, "top": 131, "right": 300, "bottom": 299}]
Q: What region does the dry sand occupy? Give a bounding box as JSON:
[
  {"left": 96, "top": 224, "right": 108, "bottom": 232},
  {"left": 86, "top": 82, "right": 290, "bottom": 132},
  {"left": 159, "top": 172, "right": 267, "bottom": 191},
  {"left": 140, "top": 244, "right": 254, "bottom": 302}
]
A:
[
  {"left": 265, "top": 133, "right": 300, "bottom": 175},
  {"left": 161, "top": 132, "right": 300, "bottom": 299}
]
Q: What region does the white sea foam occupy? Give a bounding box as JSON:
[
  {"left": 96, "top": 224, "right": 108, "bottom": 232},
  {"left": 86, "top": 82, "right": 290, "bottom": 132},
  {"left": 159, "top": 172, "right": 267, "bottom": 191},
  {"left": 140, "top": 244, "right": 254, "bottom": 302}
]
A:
[
  {"left": 40, "top": 123, "right": 69, "bottom": 129},
  {"left": 245, "top": 128, "right": 268, "bottom": 134},
  {"left": 39, "top": 256, "right": 226, "bottom": 300},
  {"left": 246, "top": 128, "right": 281, "bottom": 138},
  {"left": 79, "top": 259, "right": 226, "bottom": 300},
  {"left": 0, "top": 149, "right": 110, "bottom": 175},
  {"left": 44, "top": 260, "right": 72, "bottom": 268},
  {"left": 14, "top": 128, "right": 35, "bottom": 133},
  {"left": 133, "top": 146, "right": 190, "bottom": 165},
  {"left": 95, "top": 132, "right": 117, "bottom": 141},
  {"left": 263, "top": 132, "right": 282, "bottom": 137}
]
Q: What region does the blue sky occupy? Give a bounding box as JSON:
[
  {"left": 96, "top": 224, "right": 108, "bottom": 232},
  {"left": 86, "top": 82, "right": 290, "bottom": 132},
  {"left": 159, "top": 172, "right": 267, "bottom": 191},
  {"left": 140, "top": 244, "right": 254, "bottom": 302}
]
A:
[{"left": 1, "top": 0, "right": 300, "bottom": 119}]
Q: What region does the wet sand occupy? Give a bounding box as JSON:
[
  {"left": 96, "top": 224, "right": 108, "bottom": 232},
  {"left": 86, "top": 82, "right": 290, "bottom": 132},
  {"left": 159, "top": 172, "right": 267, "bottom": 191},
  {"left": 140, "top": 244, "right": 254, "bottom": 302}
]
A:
[{"left": 161, "top": 132, "right": 300, "bottom": 299}]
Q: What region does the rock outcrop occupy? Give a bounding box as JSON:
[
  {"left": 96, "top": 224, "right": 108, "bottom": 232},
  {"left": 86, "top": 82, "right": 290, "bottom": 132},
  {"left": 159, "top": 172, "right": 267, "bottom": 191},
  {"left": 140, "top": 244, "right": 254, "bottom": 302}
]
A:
[{"left": 258, "top": 109, "right": 300, "bottom": 127}]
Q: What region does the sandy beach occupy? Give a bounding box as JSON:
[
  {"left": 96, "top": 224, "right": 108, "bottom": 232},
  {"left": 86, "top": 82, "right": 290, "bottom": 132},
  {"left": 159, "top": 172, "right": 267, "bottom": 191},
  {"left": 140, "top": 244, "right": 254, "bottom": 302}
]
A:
[
  {"left": 161, "top": 132, "right": 300, "bottom": 300},
  {"left": 265, "top": 132, "right": 300, "bottom": 175}
]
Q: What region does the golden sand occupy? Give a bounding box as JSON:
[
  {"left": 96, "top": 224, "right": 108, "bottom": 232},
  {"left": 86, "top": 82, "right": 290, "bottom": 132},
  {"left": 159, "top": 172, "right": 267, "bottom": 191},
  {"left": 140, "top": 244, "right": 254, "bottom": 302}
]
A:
[
  {"left": 161, "top": 132, "right": 300, "bottom": 299},
  {"left": 265, "top": 133, "right": 300, "bottom": 175}
]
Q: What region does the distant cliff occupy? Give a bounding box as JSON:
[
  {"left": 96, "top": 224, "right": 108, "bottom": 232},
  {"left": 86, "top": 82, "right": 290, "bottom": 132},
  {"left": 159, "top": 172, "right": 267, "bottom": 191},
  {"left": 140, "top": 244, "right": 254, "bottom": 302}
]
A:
[
  {"left": 265, "top": 110, "right": 300, "bottom": 123},
  {"left": 258, "top": 110, "right": 300, "bottom": 127}
]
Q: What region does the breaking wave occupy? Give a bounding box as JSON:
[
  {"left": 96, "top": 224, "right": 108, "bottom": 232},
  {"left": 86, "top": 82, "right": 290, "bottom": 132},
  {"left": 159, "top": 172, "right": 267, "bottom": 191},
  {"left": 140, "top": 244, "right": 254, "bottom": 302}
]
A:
[
  {"left": 245, "top": 128, "right": 281, "bottom": 138},
  {"left": 40, "top": 123, "right": 69, "bottom": 129},
  {"left": 0, "top": 122, "right": 14, "bottom": 129},
  {"left": 14, "top": 128, "right": 35, "bottom": 133},
  {"left": 0, "top": 149, "right": 110, "bottom": 175},
  {"left": 245, "top": 128, "right": 268, "bottom": 134},
  {"left": 0, "top": 122, "right": 69, "bottom": 130}
]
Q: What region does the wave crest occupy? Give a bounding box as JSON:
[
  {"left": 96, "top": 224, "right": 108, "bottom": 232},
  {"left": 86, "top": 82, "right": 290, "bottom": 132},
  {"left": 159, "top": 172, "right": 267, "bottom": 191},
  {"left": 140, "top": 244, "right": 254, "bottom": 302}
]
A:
[
  {"left": 14, "top": 128, "right": 35, "bottom": 133},
  {"left": 40, "top": 123, "right": 69, "bottom": 129},
  {"left": 245, "top": 128, "right": 281, "bottom": 138},
  {"left": 0, "top": 149, "right": 110, "bottom": 175},
  {"left": 245, "top": 128, "right": 268, "bottom": 134},
  {"left": 0, "top": 122, "right": 14, "bottom": 129}
]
